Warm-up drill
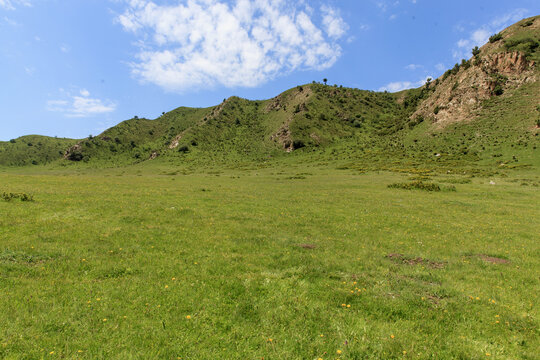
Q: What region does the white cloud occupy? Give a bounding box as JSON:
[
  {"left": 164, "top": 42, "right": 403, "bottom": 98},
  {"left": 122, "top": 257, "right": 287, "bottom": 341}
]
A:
[
  {"left": 0, "top": 0, "right": 31, "bottom": 10},
  {"left": 359, "top": 24, "right": 370, "bottom": 31},
  {"left": 321, "top": 5, "right": 348, "bottom": 39},
  {"left": 453, "top": 8, "right": 529, "bottom": 59},
  {"left": 379, "top": 75, "right": 433, "bottom": 93},
  {"left": 435, "top": 63, "right": 446, "bottom": 72},
  {"left": 405, "top": 63, "right": 422, "bottom": 70},
  {"left": 116, "top": 0, "right": 348, "bottom": 92},
  {"left": 24, "top": 66, "right": 35, "bottom": 75},
  {"left": 47, "top": 89, "right": 116, "bottom": 118}
]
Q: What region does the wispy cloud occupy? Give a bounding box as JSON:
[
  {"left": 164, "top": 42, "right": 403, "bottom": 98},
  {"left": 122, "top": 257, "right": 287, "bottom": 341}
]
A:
[
  {"left": 453, "top": 8, "right": 529, "bottom": 59},
  {"left": 405, "top": 64, "right": 422, "bottom": 71},
  {"left": 321, "top": 5, "right": 348, "bottom": 39},
  {"left": 47, "top": 89, "right": 116, "bottom": 118},
  {"left": 0, "top": 0, "right": 31, "bottom": 10},
  {"left": 116, "top": 0, "right": 348, "bottom": 92},
  {"left": 379, "top": 75, "right": 433, "bottom": 93},
  {"left": 435, "top": 63, "right": 446, "bottom": 72}
]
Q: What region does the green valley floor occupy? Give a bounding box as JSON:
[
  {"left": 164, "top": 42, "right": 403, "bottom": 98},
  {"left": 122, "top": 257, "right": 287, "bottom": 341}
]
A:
[{"left": 0, "top": 164, "right": 538, "bottom": 359}]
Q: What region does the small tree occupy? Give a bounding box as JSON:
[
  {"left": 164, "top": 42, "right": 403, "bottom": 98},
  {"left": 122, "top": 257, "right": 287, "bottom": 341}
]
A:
[
  {"left": 472, "top": 46, "right": 481, "bottom": 57},
  {"left": 323, "top": 78, "right": 328, "bottom": 85},
  {"left": 489, "top": 33, "right": 503, "bottom": 43}
]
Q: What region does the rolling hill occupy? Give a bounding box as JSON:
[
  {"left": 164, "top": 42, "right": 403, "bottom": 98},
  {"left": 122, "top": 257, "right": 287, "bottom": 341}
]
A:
[{"left": 1, "top": 15, "right": 538, "bottom": 170}]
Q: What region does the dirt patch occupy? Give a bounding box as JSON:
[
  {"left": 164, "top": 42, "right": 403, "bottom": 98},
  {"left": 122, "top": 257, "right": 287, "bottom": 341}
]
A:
[
  {"left": 426, "top": 294, "right": 443, "bottom": 304},
  {"left": 387, "top": 253, "right": 445, "bottom": 269},
  {"left": 297, "top": 244, "right": 317, "bottom": 249},
  {"left": 479, "top": 255, "right": 510, "bottom": 264},
  {"left": 271, "top": 116, "right": 294, "bottom": 152}
]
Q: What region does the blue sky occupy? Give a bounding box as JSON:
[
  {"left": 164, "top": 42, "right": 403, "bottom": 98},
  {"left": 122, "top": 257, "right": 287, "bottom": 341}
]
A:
[{"left": 1, "top": 0, "right": 539, "bottom": 140}]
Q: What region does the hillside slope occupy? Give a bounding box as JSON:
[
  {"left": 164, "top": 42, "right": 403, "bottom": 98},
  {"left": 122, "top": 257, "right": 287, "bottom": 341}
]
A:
[
  {"left": 0, "top": 135, "right": 77, "bottom": 166},
  {"left": 411, "top": 15, "right": 539, "bottom": 127},
  {"left": 1, "top": 16, "right": 538, "bottom": 170},
  {"left": 62, "top": 85, "right": 406, "bottom": 165}
]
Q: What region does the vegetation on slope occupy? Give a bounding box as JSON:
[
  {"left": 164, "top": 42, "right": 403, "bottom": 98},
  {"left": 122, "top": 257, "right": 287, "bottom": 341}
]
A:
[
  {"left": 1, "top": 16, "right": 538, "bottom": 172},
  {"left": 0, "top": 135, "right": 77, "bottom": 166}
]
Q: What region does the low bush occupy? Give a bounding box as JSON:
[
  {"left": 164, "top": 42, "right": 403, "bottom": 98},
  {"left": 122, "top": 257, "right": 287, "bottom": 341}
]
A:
[
  {"left": 388, "top": 181, "right": 441, "bottom": 192},
  {"left": 2, "top": 192, "right": 34, "bottom": 202},
  {"left": 489, "top": 33, "right": 503, "bottom": 43}
]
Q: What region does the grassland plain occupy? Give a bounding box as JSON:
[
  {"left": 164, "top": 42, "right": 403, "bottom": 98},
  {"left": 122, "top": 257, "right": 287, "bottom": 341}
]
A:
[{"left": 0, "top": 163, "right": 538, "bottom": 359}]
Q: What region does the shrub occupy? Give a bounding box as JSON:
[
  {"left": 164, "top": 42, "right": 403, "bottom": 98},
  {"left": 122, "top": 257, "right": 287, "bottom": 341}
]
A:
[
  {"left": 9, "top": 139, "right": 16, "bottom": 143},
  {"left": 388, "top": 181, "right": 441, "bottom": 192},
  {"left": 490, "top": 73, "right": 508, "bottom": 96},
  {"left": 178, "top": 145, "right": 189, "bottom": 153},
  {"left": 472, "top": 46, "right": 481, "bottom": 57},
  {"left": 504, "top": 38, "right": 539, "bottom": 56},
  {"left": 292, "top": 140, "right": 305, "bottom": 150},
  {"left": 67, "top": 151, "right": 84, "bottom": 161},
  {"left": 2, "top": 192, "right": 34, "bottom": 202},
  {"left": 489, "top": 33, "right": 503, "bottom": 43},
  {"left": 433, "top": 106, "right": 440, "bottom": 115}
]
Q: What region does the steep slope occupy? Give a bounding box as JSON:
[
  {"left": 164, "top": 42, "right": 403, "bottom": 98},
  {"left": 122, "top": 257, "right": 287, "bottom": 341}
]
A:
[
  {"left": 0, "top": 135, "right": 77, "bottom": 166},
  {"left": 400, "top": 15, "right": 540, "bottom": 169},
  {"left": 411, "top": 15, "right": 539, "bottom": 127}
]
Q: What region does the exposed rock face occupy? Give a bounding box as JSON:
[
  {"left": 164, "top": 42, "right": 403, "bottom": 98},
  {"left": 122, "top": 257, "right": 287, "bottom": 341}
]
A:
[
  {"left": 63, "top": 143, "right": 82, "bottom": 160},
  {"left": 412, "top": 51, "right": 537, "bottom": 128},
  {"left": 486, "top": 52, "right": 535, "bottom": 75},
  {"left": 270, "top": 116, "right": 293, "bottom": 152}
]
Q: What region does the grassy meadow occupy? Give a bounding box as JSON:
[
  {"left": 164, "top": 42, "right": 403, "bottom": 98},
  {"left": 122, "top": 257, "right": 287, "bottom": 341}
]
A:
[{"left": 0, "top": 163, "right": 538, "bottom": 359}]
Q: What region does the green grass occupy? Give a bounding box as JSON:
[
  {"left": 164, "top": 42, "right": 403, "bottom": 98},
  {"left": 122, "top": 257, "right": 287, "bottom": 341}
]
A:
[
  {"left": 0, "top": 135, "right": 76, "bottom": 166},
  {"left": 0, "top": 164, "right": 538, "bottom": 359},
  {"left": 0, "top": 16, "right": 538, "bottom": 359}
]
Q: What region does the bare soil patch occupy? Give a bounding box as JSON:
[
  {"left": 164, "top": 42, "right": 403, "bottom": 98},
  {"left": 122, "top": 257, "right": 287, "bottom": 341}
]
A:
[
  {"left": 387, "top": 253, "right": 445, "bottom": 269},
  {"left": 479, "top": 255, "right": 510, "bottom": 264},
  {"left": 297, "top": 244, "right": 317, "bottom": 249}
]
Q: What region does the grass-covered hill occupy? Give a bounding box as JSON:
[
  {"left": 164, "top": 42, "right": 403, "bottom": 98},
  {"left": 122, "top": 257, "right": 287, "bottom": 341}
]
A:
[
  {"left": 1, "top": 16, "right": 538, "bottom": 170},
  {"left": 0, "top": 135, "right": 77, "bottom": 166},
  {"left": 61, "top": 85, "right": 408, "bottom": 165}
]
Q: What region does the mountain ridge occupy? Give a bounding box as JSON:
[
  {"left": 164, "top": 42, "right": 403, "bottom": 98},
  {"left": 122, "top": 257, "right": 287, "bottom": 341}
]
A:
[{"left": 1, "top": 15, "right": 538, "bottom": 169}]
